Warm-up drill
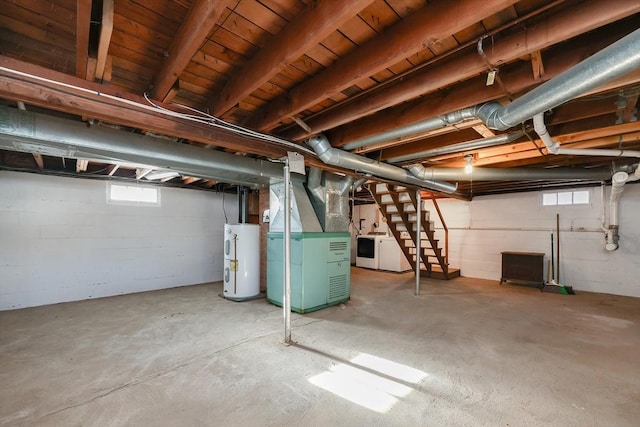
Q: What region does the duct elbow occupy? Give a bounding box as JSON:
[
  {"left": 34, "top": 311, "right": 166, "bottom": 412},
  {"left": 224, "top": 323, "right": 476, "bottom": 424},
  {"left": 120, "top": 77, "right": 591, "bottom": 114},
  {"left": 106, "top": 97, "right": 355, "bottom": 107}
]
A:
[
  {"left": 306, "top": 167, "right": 325, "bottom": 201},
  {"left": 408, "top": 164, "right": 428, "bottom": 180},
  {"left": 337, "top": 175, "right": 354, "bottom": 196},
  {"left": 474, "top": 102, "right": 508, "bottom": 130},
  {"left": 306, "top": 135, "right": 333, "bottom": 162}
]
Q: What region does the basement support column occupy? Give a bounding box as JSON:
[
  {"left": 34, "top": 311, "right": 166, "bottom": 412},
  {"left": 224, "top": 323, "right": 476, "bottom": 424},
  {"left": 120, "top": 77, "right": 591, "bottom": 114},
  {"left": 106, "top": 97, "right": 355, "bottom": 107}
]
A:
[
  {"left": 283, "top": 160, "right": 292, "bottom": 344},
  {"left": 415, "top": 189, "right": 421, "bottom": 295}
]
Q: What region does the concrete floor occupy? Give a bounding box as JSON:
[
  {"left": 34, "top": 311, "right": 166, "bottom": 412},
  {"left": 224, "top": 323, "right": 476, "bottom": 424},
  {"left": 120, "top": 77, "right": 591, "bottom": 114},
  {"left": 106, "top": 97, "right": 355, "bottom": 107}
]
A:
[{"left": 1, "top": 268, "right": 638, "bottom": 426}]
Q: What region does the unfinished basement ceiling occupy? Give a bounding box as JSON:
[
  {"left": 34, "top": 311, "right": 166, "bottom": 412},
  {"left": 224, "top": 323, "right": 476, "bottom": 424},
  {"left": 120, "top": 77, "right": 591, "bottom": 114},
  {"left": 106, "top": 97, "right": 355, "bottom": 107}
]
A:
[{"left": 0, "top": 0, "right": 639, "bottom": 197}]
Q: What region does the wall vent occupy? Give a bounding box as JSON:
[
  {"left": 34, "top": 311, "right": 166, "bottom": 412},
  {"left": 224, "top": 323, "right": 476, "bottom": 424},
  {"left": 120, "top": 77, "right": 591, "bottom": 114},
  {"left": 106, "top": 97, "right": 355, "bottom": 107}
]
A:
[
  {"left": 328, "top": 274, "right": 348, "bottom": 300},
  {"left": 329, "top": 241, "right": 348, "bottom": 253}
]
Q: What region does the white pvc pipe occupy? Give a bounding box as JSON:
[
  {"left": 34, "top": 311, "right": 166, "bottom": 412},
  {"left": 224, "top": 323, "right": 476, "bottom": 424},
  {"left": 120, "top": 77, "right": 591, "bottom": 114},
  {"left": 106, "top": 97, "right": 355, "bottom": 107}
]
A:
[
  {"left": 557, "top": 148, "right": 640, "bottom": 158},
  {"left": 534, "top": 113, "right": 640, "bottom": 159},
  {"left": 533, "top": 113, "right": 559, "bottom": 154},
  {"left": 605, "top": 171, "right": 629, "bottom": 251},
  {"left": 610, "top": 172, "right": 628, "bottom": 223}
]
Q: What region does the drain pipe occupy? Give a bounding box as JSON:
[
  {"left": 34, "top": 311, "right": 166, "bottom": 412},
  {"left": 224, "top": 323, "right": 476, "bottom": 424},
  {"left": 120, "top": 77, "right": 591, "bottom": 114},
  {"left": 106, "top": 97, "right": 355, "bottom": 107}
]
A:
[
  {"left": 307, "top": 134, "right": 458, "bottom": 193},
  {"left": 534, "top": 113, "right": 640, "bottom": 158},
  {"left": 605, "top": 165, "right": 640, "bottom": 251}
]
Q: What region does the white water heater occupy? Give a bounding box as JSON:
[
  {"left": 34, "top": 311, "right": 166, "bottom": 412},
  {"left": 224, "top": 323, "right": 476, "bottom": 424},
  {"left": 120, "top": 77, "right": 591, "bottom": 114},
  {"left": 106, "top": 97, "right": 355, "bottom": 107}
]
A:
[{"left": 223, "top": 223, "right": 260, "bottom": 301}]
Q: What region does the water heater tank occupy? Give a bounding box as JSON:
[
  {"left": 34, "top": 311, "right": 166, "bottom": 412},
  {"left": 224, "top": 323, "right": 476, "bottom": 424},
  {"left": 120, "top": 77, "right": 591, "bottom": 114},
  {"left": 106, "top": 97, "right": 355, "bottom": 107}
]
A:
[{"left": 223, "top": 223, "right": 260, "bottom": 301}]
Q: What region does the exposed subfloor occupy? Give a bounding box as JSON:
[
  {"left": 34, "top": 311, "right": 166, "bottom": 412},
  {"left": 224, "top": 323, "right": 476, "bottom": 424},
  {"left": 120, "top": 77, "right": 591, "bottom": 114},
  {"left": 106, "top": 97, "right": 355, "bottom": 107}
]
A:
[{"left": 1, "top": 268, "right": 639, "bottom": 426}]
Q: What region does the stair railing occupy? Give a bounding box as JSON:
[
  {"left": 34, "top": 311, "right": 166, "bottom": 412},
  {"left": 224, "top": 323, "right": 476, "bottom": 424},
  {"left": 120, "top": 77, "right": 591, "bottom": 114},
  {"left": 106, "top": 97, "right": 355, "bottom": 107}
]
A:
[{"left": 428, "top": 195, "right": 448, "bottom": 266}]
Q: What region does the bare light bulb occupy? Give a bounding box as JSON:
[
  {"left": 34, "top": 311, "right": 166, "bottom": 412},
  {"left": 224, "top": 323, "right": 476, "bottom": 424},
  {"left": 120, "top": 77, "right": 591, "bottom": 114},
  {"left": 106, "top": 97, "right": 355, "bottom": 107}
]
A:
[{"left": 464, "top": 155, "right": 473, "bottom": 174}]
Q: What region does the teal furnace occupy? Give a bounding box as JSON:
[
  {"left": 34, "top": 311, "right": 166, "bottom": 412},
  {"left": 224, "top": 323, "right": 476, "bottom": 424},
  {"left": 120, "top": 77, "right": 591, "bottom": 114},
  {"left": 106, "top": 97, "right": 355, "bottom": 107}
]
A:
[{"left": 267, "top": 232, "right": 351, "bottom": 313}]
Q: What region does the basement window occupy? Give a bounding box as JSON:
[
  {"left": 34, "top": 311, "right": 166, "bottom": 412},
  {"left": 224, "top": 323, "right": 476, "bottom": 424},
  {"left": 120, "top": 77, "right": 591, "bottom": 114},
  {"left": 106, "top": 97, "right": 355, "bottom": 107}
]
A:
[
  {"left": 542, "top": 190, "right": 589, "bottom": 206},
  {"left": 108, "top": 183, "right": 160, "bottom": 206}
]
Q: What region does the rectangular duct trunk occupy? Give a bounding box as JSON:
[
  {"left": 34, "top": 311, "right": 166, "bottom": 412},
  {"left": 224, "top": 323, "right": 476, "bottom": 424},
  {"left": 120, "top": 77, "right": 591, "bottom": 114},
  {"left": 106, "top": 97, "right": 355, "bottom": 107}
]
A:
[
  {"left": 307, "top": 173, "right": 351, "bottom": 232},
  {"left": 269, "top": 180, "right": 322, "bottom": 232}
]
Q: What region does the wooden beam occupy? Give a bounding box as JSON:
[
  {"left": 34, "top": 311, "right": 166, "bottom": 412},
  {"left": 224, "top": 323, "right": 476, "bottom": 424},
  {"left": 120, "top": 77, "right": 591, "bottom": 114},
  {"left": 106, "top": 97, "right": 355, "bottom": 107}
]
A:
[
  {"left": 95, "top": 0, "right": 114, "bottom": 81},
  {"left": 102, "top": 55, "right": 113, "bottom": 84},
  {"left": 76, "top": 158, "right": 88, "bottom": 172},
  {"left": 530, "top": 50, "right": 545, "bottom": 81},
  {"left": 322, "top": 24, "right": 638, "bottom": 147},
  {"left": 472, "top": 124, "right": 496, "bottom": 138},
  {"left": 75, "top": 0, "right": 91, "bottom": 79},
  {"left": 247, "top": 0, "right": 521, "bottom": 131},
  {"left": 108, "top": 164, "right": 120, "bottom": 176},
  {"left": 210, "top": 0, "right": 375, "bottom": 116},
  {"left": 549, "top": 98, "right": 624, "bottom": 125},
  {"left": 182, "top": 176, "right": 201, "bottom": 185},
  {"left": 32, "top": 154, "right": 44, "bottom": 169},
  {"left": 162, "top": 81, "right": 180, "bottom": 104},
  {"left": 152, "top": 0, "right": 228, "bottom": 102},
  {"left": 278, "top": 0, "right": 640, "bottom": 139},
  {"left": 0, "top": 56, "right": 295, "bottom": 160}
]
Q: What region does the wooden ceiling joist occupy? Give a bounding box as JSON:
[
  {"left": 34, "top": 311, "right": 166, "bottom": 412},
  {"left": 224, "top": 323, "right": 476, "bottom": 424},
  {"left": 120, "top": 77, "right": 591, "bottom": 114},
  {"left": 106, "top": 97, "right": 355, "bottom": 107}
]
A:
[
  {"left": 32, "top": 153, "right": 44, "bottom": 170},
  {"left": 0, "top": 56, "right": 288, "bottom": 159},
  {"left": 247, "top": 0, "right": 520, "bottom": 131},
  {"left": 75, "top": 0, "right": 92, "bottom": 79},
  {"left": 326, "top": 26, "right": 634, "bottom": 148},
  {"left": 151, "top": 0, "right": 228, "bottom": 102},
  {"left": 209, "top": 0, "right": 376, "bottom": 117},
  {"left": 281, "top": 0, "right": 640, "bottom": 140},
  {"left": 95, "top": 0, "right": 114, "bottom": 82}
]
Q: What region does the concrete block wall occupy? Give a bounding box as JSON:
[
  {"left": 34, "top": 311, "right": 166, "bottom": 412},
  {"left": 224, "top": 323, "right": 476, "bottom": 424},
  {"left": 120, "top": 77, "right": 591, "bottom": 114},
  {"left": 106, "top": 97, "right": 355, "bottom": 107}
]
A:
[
  {"left": 430, "top": 183, "right": 640, "bottom": 297},
  {"left": 0, "top": 171, "right": 238, "bottom": 310}
]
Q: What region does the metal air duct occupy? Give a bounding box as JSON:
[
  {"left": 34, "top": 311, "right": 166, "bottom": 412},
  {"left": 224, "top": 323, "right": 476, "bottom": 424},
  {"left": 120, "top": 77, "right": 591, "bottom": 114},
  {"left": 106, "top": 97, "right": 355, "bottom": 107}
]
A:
[
  {"left": 407, "top": 165, "right": 613, "bottom": 181},
  {"left": 305, "top": 168, "right": 353, "bottom": 232},
  {"left": 387, "top": 132, "right": 524, "bottom": 164},
  {"left": 307, "top": 134, "right": 458, "bottom": 193},
  {"left": 342, "top": 29, "right": 639, "bottom": 155},
  {"left": 0, "top": 105, "right": 283, "bottom": 187},
  {"left": 481, "top": 29, "right": 640, "bottom": 130}
]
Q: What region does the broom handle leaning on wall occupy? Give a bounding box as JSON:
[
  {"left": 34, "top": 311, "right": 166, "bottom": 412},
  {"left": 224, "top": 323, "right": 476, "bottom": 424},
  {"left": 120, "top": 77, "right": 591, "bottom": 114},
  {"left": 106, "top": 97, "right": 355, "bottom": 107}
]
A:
[
  {"left": 550, "top": 232, "right": 555, "bottom": 281},
  {"left": 556, "top": 213, "right": 561, "bottom": 284}
]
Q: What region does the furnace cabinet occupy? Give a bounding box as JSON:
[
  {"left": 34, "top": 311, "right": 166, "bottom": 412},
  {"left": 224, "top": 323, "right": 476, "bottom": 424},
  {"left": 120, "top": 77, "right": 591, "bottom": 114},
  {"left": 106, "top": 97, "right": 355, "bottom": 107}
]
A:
[{"left": 267, "top": 232, "right": 350, "bottom": 313}]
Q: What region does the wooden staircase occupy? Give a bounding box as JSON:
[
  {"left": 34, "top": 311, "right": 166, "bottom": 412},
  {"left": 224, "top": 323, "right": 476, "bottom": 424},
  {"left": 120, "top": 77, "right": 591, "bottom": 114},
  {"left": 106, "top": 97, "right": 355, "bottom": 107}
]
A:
[{"left": 369, "top": 183, "right": 460, "bottom": 280}]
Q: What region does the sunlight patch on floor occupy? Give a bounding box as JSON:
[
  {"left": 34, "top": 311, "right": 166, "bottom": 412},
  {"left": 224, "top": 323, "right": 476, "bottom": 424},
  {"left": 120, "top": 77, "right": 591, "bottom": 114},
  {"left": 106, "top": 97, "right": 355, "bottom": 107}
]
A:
[{"left": 308, "top": 352, "right": 427, "bottom": 413}]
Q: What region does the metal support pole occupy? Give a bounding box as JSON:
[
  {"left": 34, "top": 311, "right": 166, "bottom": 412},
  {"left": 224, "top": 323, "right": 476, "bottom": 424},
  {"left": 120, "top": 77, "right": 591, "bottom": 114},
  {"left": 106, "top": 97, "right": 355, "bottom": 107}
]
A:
[
  {"left": 283, "top": 160, "right": 292, "bottom": 344},
  {"left": 415, "top": 189, "right": 421, "bottom": 295}
]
